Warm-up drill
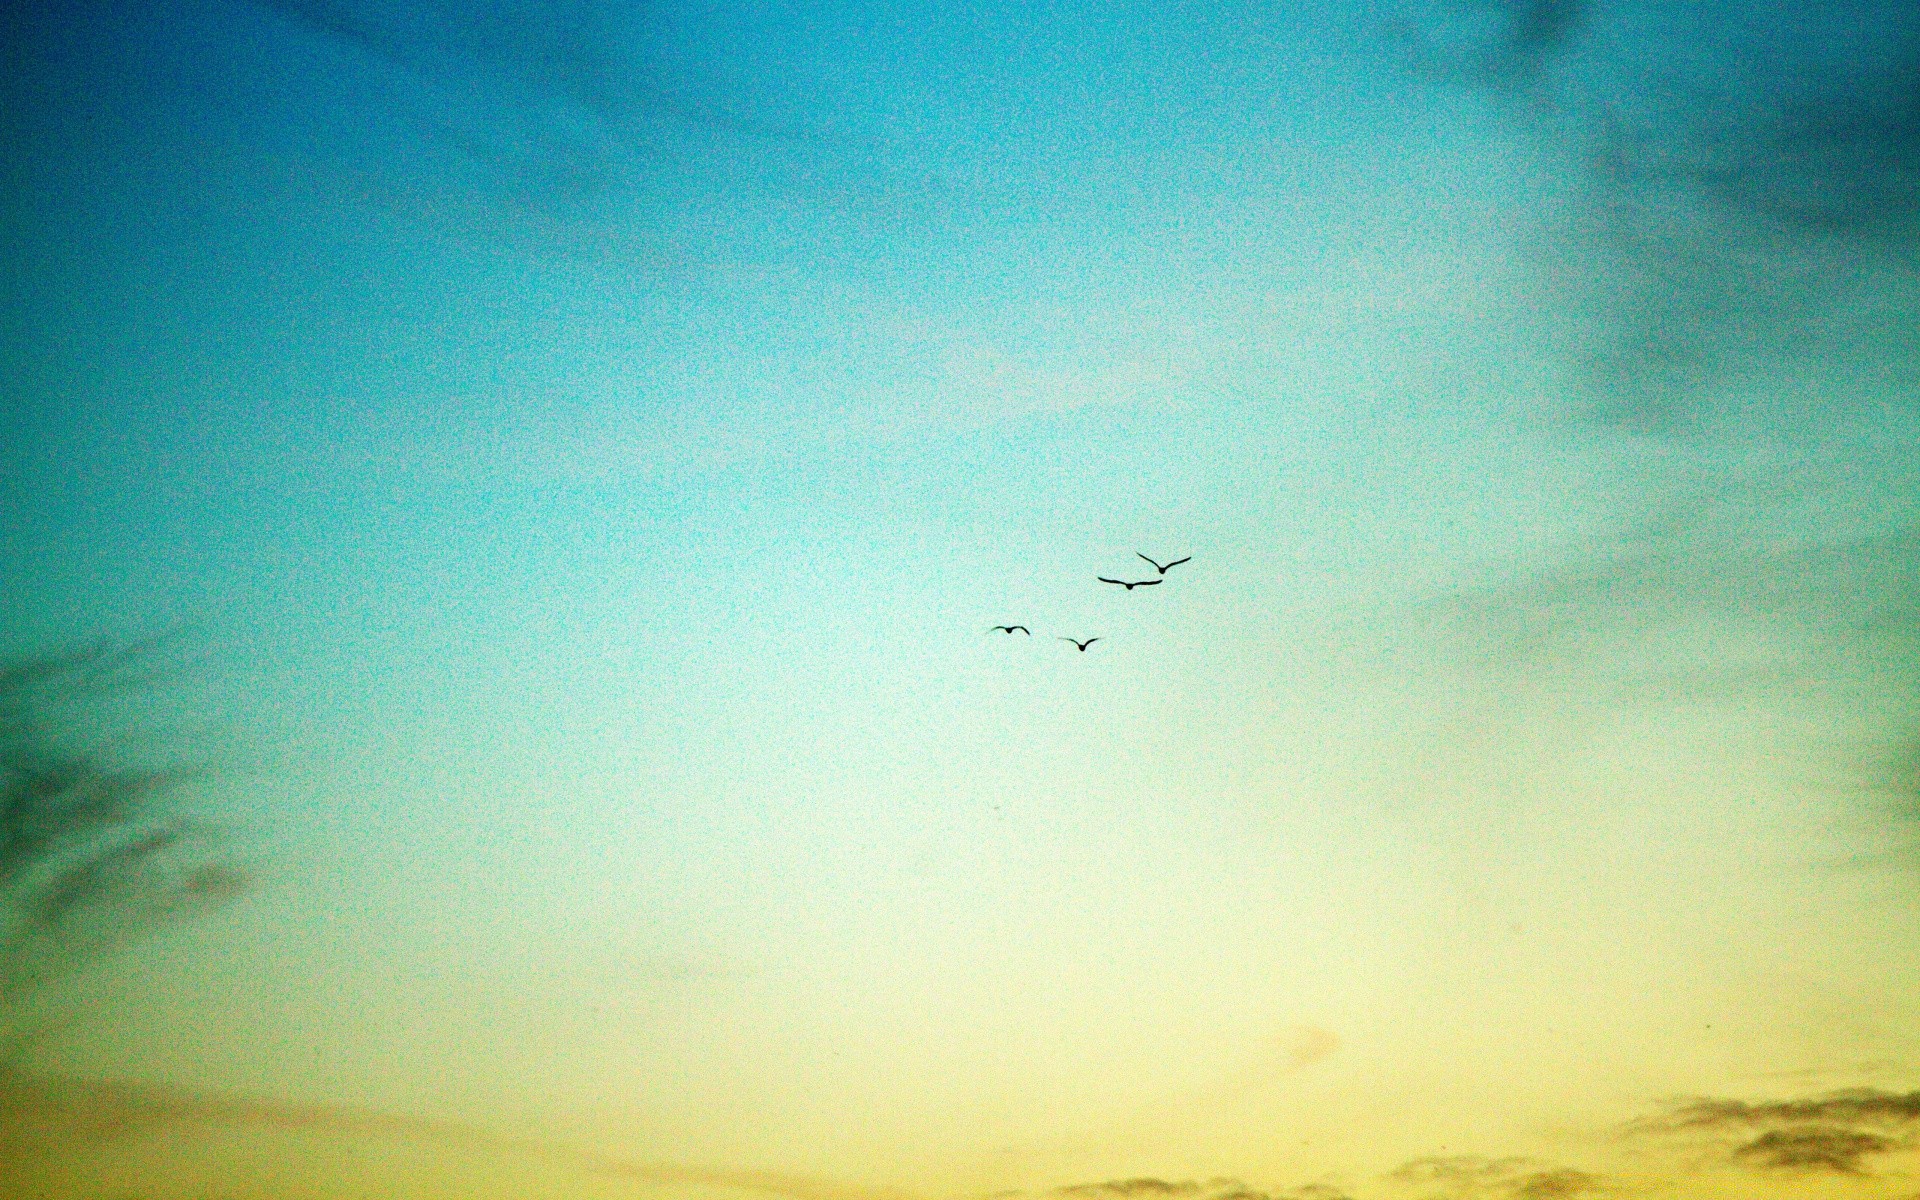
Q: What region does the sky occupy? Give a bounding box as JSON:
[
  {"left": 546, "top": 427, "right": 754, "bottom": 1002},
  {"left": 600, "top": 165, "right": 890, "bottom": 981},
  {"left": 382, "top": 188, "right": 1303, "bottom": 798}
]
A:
[{"left": 2, "top": 1, "right": 1918, "bottom": 1198}]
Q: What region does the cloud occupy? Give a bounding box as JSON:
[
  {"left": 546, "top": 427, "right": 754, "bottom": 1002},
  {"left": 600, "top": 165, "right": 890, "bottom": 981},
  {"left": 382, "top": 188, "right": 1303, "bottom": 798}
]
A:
[
  {"left": 1394, "top": 2, "right": 1920, "bottom": 428},
  {"left": 1060, "top": 1183, "right": 1201, "bottom": 1198},
  {"left": 1047, "top": 1168, "right": 1603, "bottom": 1200},
  {"left": 1052, "top": 1179, "right": 1350, "bottom": 1200},
  {"left": 1636, "top": 41, "right": 1920, "bottom": 244},
  {"left": 1657, "top": 1090, "right": 1920, "bottom": 1128},
  {"left": 1391, "top": 1156, "right": 1529, "bottom": 1185},
  {"left": 1505, "top": 1171, "right": 1601, "bottom": 1200},
  {"left": 238, "top": 0, "right": 809, "bottom": 245},
  {"left": 1428, "top": 489, "right": 1920, "bottom": 689},
  {"left": 1730, "top": 1127, "right": 1899, "bottom": 1174},
  {"left": 1277, "top": 1026, "right": 1342, "bottom": 1073},
  {"left": 0, "top": 1076, "right": 922, "bottom": 1200},
  {"left": 1392, "top": 1, "right": 1588, "bottom": 93},
  {"left": 1388, "top": 1157, "right": 1608, "bottom": 1199},
  {"left": 253, "top": 0, "right": 705, "bottom": 133},
  {"left": 1633, "top": 1089, "right": 1920, "bottom": 1179},
  {"left": 20, "top": 1080, "right": 1920, "bottom": 1199}
]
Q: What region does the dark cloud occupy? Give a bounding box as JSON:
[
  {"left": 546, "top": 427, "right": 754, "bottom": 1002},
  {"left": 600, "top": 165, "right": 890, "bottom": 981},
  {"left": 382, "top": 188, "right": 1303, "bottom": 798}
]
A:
[
  {"left": 1630, "top": 39, "right": 1920, "bottom": 244},
  {"left": 1394, "top": 3, "right": 1920, "bottom": 427},
  {"left": 1506, "top": 1170, "right": 1601, "bottom": 1199},
  {"left": 1634, "top": 1089, "right": 1920, "bottom": 1178},
  {"left": 1, "top": 642, "right": 245, "bottom": 1068},
  {"left": 1657, "top": 1090, "right": 1920, "bottom": 1129},
  {"left": 1731, "top": 1127, "right": 1898, "bottom": 1174}
]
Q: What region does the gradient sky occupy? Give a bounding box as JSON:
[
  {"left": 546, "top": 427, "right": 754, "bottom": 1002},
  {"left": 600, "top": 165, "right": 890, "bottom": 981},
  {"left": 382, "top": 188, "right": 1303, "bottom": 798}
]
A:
[{"left": 3, "top": 2, "right": 1919, "bottom": 1198}]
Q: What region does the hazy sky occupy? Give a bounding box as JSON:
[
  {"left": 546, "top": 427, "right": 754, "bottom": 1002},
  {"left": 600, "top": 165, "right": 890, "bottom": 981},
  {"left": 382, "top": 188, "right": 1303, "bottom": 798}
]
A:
[{"left": 3, "top": 2, "right": 1918, "bottom": 1198}]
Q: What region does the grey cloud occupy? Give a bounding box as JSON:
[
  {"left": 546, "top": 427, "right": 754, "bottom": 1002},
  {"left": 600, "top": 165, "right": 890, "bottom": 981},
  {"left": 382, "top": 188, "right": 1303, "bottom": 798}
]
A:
[
  {"left": 1505, "top": 1171, "right": 1602, "bottom": 1199},
  {"left": 1657, "top": 1090, "right": 1920, "bottom": 1129},
  {"left": 1636, "top": 1089, "right": 1920, "bottom": 1178},
  {"left": 1731, "top": 1127, "right": 1898, "bottom": 1174},
  {"left": 1630, "top": 40, "right": 1920, "bottom": 244}
]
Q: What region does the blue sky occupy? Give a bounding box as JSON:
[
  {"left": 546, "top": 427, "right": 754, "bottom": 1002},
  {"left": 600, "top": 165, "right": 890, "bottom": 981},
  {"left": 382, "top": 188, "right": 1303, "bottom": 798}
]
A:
[{"left": 3, "top": 2, "right": 1919, "bottom": 1198}]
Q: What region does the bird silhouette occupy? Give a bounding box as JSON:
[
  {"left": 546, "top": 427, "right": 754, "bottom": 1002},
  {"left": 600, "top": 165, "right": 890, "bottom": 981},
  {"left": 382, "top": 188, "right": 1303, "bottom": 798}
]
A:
[
  {"left": 1058, "top": 637, "right": 1101, "bottom": 651},
  {"left": 1098, "top": 577, "right": 1162, "bottom": 590},
  {"left": 1136, "top": 553, "right": 1191, "bottom": 574},
  {"left": 989, "top": 625, "right": 1031, "bottom": 635}
]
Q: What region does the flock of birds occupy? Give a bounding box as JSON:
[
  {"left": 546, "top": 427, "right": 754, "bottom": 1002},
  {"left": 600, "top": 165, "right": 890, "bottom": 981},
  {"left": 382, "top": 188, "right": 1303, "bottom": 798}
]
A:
[{"left": 990, "top": 552, "right": 1191, "bottom": 651}]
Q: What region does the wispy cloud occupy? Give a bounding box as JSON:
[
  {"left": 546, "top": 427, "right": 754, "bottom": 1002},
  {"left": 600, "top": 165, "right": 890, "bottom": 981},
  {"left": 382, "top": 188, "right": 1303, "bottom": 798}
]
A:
[
  {"left": 1051, "top": 1178, "right": 1350, "bottom": 1200},
  {"left": 1277, "top": 1026, "right": 1342, "bottom": 1074},
  {"left": 1387, "top": 1156, "right": 1605, "bottom": 1199},
  {"left": 238, "top": 0, "right": 808, "bottom": 245},
  {"left": 1042, "top": 1161, "right": 1610, "bottom": 1200}
]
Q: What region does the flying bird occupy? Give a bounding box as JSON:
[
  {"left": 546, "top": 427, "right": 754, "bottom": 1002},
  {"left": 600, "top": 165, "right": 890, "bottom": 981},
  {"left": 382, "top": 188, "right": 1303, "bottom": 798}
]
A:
[
  {"left": 989, "top": 625, "right": 1031, "bottom": 635},
  {"left": 1058, "top": 637, "right": 1101, "bottom": 652},
  {"left": 1137, "top": 553, "right": 1191, "bottom": 574},
  {"left": 1098, "top": 577, "right": 1162, "bottom": 590}
]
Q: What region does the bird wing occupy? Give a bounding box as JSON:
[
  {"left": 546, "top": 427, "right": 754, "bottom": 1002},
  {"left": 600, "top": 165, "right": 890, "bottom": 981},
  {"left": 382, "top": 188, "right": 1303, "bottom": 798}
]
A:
[
  {"left": 1012, "top": 626, "right": 1030, "bottom": 634},
  {"left": 1135, "top": 578, "right": 1162, "bottom": 586},
  {"left": 1097, "top": 577, "right": 1125, "bottom": 586},
  {"left": 1163, "top": 556, "right": 1191, "bottom": 570},
  {"left": 1084, "top": 638, "right": 1100, "bottom": 646},
  {"left": 1137, "top": 552, "right": 1164, "bottom": 571}
]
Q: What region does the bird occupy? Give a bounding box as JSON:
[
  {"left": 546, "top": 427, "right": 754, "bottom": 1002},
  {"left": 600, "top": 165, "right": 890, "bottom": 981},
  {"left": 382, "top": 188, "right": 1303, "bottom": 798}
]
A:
[
  {"left": 1098, "top": 577, "right": 1162, "bottom": 590},
  {"left": 1136, "top": 553, "right": 1191, "bottom": 575},
  {"left": 989, "top": 625, "right": 1031, "bottom": 635},
  {"left": 1058, "top": 637, "right": 1100, "bottom": 651}
]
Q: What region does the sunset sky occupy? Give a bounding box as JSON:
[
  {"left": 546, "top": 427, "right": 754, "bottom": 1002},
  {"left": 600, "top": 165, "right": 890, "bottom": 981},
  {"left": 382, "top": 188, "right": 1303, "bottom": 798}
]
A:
[{"left": 3, "top": 1, "right": 1918, "bottom": 1198}]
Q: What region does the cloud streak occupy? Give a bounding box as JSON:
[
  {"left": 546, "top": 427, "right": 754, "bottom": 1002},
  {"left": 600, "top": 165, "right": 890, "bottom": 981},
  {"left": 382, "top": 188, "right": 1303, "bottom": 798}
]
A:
[
  {"left": 1388, "top": 1157, "right": 1605, "bottom": 1199},
  {"left": 237, "top": 0, "right": 810, "bottom": 246},
  {"left": 1052, "top": 1179, "right": 1351, "bottom": 1200}
]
